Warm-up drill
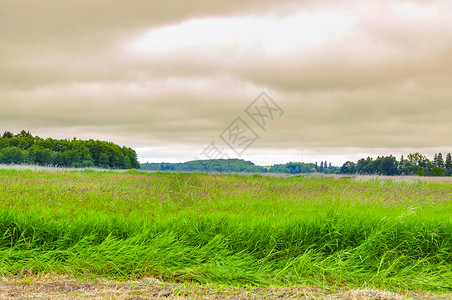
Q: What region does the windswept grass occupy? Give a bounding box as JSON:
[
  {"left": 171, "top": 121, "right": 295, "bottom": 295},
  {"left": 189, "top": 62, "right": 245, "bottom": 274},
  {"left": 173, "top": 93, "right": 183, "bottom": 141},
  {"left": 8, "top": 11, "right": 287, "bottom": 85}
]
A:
[{"left": 0, "top": 169, "right": 451, "bottom": 293}]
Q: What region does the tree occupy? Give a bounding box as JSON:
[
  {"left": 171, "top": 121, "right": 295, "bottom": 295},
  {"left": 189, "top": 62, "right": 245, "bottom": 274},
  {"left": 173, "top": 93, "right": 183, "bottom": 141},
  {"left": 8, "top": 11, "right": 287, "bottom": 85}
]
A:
[
  {"left": 356, "top": 158, "right": 368, "bottom": 174},
  {"left": 439, "top": 153, "right": 444, "bottom": 167},
  {"left": 340, "top": 161, "right": 356, "bottom": 174},
  {"left": 434, "top": 153, "right": 445, "bottom": 168},
  {"left": 16, "top": 130, "right": 32, "bottom": 138},
  {"left": 415, "top": 167, "right": 424, "bottom": 176},
  {"left": 379, "top": 156, "right": 398, "bottom": 175},
  {"left": 407, "top": 152, "right": 429, "bottom": 167},
  {"left": 430, "top": 166, "right": 445, "bottom": 177},
  {"left": 99, "top": 152, "right": 110, "bottom": 168},
  {"left": 52, "top": 152, "right": 66, "bottom": 167},
  {"left": 0, "top": 147, "right": 24, "bottom": 164},
  {"left": 320, "top": 161, "right": 324, "bottom": 172},
  {"left": 399, "top": 155, "right": 405, "bottom": 168},
  {"left": 34, "top": 147, "right": 53, "bottom": 166},
  {"left": 1, "top": 131, "right": 13, "bottom": 139},
  {"left": 286, "top": 163, "right": 301, "bottom": 174},
  {"left": 445, "top": 153, "right": 452, "bottom": 171}
]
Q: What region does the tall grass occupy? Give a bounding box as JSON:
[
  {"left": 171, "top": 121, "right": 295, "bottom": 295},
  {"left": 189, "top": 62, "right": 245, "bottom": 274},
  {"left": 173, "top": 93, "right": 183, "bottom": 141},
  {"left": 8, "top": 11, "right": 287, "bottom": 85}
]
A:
[{"left": 0, "top": 169, "right": 451, "bottom": 292}]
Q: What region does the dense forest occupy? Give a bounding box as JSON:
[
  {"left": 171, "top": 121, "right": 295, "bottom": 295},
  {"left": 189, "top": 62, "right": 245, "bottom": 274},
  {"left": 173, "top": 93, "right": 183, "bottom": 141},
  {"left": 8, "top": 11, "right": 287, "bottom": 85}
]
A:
[
  {"left": 0, "top": 130, "right": 140, "bottom": 169},
  {"left": 340, "top": 152, "right": 452, "bottom": 176}
]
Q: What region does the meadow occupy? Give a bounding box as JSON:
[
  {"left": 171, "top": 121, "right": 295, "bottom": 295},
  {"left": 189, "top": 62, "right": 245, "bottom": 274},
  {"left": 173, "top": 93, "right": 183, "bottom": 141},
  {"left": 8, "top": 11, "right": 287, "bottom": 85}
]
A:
[{"left": 0, "top": 168, "right": 451, "bottom": 295}]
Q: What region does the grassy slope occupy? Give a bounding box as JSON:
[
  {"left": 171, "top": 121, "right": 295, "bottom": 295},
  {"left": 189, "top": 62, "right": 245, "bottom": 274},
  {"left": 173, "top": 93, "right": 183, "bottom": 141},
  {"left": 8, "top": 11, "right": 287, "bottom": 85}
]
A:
[{"left": 0, "top": 169, "right": 451, "bottom": 293}]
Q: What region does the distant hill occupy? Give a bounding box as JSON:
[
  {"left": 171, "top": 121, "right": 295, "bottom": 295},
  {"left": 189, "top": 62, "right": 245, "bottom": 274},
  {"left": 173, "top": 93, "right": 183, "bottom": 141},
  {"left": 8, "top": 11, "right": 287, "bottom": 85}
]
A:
[
  {"left": 0, "top": 130, "right": 140, "bottom": 169},
  {"left": 141, "top": 159, "right": 265, "bottom": 173}
]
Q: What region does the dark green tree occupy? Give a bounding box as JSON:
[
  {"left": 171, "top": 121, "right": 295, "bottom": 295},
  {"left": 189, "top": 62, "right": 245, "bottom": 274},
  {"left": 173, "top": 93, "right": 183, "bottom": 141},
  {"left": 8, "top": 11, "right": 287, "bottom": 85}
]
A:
[
  {"left": 434, "top": 153, "right": 445, "bottom": 168},
  {"left": 430, "top": 166, "right": 445, "bottom": 177},
  {"left": 378, "top": 156, "right": 398, "bottom": 175},
  {"left": 34, "top": 147, "right": 53, "bottom": 166},
  {"left": 445, "top": 153, "right": 452, "bottom": 171},
  {"left": 16, "top": 130, "right": 32, "bottom": 138},
  {"left": 416, "top": 167, "right": 425, "bottom": 176},
  {"left": 0, "top": 147, "right": 24, "bottom": 164},
  {"left": 99, "top": 152, "right": 111, "bottom": 168},
  {"left": 340, "top": 161, "right": 356, "bottom": 174},
  {"left": 1, "top": 131, "right": 14, "bottom": 139}
]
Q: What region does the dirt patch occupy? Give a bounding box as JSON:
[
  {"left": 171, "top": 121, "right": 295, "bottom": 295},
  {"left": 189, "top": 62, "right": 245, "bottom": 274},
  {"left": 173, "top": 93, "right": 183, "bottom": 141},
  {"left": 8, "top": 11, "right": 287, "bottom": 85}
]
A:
[{"left": 0, "top": 275, "right": 449, "bottom": 299}]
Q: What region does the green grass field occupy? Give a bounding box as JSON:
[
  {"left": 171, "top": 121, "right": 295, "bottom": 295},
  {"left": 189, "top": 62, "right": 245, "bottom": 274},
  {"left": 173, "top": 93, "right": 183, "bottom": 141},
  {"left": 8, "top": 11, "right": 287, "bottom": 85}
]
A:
[{"left": 0, "top": 169, "right": 451, "bottom": 294}]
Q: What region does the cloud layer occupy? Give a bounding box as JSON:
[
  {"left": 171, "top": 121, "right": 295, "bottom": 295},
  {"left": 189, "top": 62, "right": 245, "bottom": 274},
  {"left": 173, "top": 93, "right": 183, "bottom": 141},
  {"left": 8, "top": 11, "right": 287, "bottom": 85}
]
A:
[{"left": 2, "top": 0, "right": 452, "bottom": 165}]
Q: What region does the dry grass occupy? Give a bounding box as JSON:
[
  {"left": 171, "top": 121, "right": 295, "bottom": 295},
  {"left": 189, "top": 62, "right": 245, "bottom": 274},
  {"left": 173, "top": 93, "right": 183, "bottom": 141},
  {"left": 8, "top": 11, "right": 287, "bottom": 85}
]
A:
[{"left": 1, "top": 275, "right": 448, "bottom": 299}]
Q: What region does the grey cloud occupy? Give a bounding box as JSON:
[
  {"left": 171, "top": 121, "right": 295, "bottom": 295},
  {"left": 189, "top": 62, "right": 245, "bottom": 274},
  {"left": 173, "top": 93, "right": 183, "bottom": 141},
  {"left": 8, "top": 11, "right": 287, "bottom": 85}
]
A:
[{"left": 2, "top": 0, "right": 452, "bottom": 164}]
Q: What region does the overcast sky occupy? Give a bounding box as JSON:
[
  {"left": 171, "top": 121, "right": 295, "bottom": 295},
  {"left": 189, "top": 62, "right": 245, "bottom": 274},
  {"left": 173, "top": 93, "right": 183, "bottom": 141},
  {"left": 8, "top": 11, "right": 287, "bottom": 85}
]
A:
[{"left": 2, "top": 0, "right": 452, "bottom": 165}]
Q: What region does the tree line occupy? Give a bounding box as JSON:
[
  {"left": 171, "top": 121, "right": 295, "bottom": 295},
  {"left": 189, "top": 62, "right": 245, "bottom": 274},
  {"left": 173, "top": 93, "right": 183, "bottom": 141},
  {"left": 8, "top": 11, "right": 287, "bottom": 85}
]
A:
[
  {"left": 267, "top": 161, "right": 340, "bottom": 174},
  {"left": 141, "top": 159, "right": 340, "bottom": 174},
  {"left": 142, "top": 154, "right": 452, "bottom": 177},
  {"left": 340, "top": 152, "right": 452, "bottom": 176},
  {"left": 0, "top": 130, "right": 140, "bottom": 169}
]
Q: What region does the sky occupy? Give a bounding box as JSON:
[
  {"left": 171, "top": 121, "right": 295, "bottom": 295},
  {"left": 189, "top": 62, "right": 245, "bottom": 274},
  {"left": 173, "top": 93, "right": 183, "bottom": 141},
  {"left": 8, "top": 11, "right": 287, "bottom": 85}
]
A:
[{"left": 1, "top": 0, "right": 452, "bottom": 166}]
